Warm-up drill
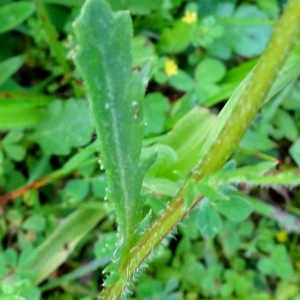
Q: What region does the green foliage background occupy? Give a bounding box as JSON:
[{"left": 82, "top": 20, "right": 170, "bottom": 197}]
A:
[{"left": 1, "top": 0, "right": 300, "bottom": 299}]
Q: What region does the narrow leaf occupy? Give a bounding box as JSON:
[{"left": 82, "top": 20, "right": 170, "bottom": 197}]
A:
[
  {"left": 0, "top": 2, "right": 35, "bottom": 33},
  {"left": 74, "top": 0, "right": 149, "bottom": 248},
  {"left": 0, "top": 55, "right": 25, "bottom": 86}
]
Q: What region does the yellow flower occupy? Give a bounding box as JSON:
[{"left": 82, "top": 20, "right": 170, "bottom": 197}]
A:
[
  {"left": 276, "top": 230, "right": 288, "bottom": 243},
  {"left": 182, "top": 11, "right": 197, "bottom": 24},
  {"left": 164, "top": 59, "right": 178, "bottom": 77}
]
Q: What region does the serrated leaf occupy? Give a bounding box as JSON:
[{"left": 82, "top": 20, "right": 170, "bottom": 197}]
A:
[
  {"left": 74, "top": 0, "right": 150, "bottom": 247},
  {"left": 0, "top": 2, "right": 35, "bottom": 34},
  {"left": 196, "top": 198, "right": 222, "bottom": 238},
  {"left": 216, "top": 195, "right": 253, "bottom": 222},
  {"left": 206, "top": 161, "right": 277, "bottom": 185},
  {"left": 31, "top": 99, "right": 93, "bottom": 155},
  {"left": 207, "top": 161, "right": 300, "bottom": 188}
]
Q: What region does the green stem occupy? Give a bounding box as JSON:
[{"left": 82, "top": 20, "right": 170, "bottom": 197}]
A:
[{"left": 100, "top": 0, "right": 300, "bottom": 298}]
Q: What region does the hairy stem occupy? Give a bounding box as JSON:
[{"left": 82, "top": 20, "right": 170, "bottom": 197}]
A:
[{"left": 100, "top": 0, "right": 300, "bottom": 298}]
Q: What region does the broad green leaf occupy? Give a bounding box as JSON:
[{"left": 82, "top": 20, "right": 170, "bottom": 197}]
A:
[
  {"left": 258, "top": 245, "right": 294, "bottom": 278},
  {"left": 4, "top": 144, "right": 25, "bottom": 162},
  {"left": 31, "top": 99, "right": 93, "bottom": 155},
  {"left": 4, "top": 249, "right": 18, "bottom": 268},
  {"left": 74, "top": 0, "right": 150, "bottom": 247},
  {"left": 63, "top": 178, "right": 90, "bottom": 202},
  {"left": 196, "top": 198, "right": 222, "bottom": 238},
  {"left": 216, "top": 195, "right": 253, "bottom": 222},
  {"left": 22, "top": 215, "right": 46, "bottom": 232},
  {"left": 158, "top": 21, "right": 192, "bottom": 53},
  {"left": 168, "top": 70, "right": 194, "bottom": 91},
  {"left": 0, "top": 55, "right": 25, "bottom": 86},
  {"left": 195, "top": 58, "right": 226, "bottom": 83},
  {"left": 0, "top": 2, "right": 35, "bottom": 34},
  {"left": 143, "top": 92, "right": 170, "bottom": 135},
  {"left": 223, "top": 5, "right": 272, "bottom": 57},
  {"left": 240, "top": 129, "right": 275, "bottom": 151},
  {"left": 272, "top": 245, "right": 294, "bottom": 278},
  {"left": 18, "top": 248, "right": 37, "bottom": 267},
  {"left": 2, "top": 131, "right": 23, "bottom": 145},
  {"left": 272, "top": 108, "right": 298, "bottom": 141}
]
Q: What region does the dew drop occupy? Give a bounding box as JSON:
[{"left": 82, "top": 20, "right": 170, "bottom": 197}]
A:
[
  {"left": 132, "top": 100, "right": 138, "bottom": 106},
  {"left": 105, "top": 103, "right": 110, "bottom": 109}
]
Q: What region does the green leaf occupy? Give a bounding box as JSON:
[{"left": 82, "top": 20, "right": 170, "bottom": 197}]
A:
[
  {"left": 18, "top": 248, "right": 37, "bottom": 267},
  {"left": 0, "top": 2, "right": 35, "bottom": 34},
  {"left": 74, "top": 0, "right": 150, "bottom": 246},
  {"left": 22, "top": 215, "right": 46, "bottom": 233},
  {"left": 31, "top": 99, "right": 93, "bottom": 155},
  {"left": 4, "top": 249, "right": 18, "bottom": 268},
  {"left": 31, "top": 205, "right": 108, "bottom": 284},
  {"left": 143, "top": 92, "right": 170, "bottom": 135},
  {"left": 216, "top": 195, "right": 253, "bottom": 222},
  {"left": 4, "top": 144, "right": 26, "bottom": 162},
  {"left": 63, "top": 178, "right": 89, "bottom": 202},
  {"left": 158, "top": 21, "right": 192, "bottom": 53},
  {"left": 168, "top": 70, "right": 194, "bottom": 91},
  {"left": 157, "top": 106, "right": 216, "bottom": 178},
  {"left": 195, "top": 58, "right": 226, "bottom": 83},
  {"left": 272, "top": 108, "right": 298, "bottom": 141},
  {"left": 289, "top": 138, "right": 300, "bottom": 167},
  {"left": 0, "top": 55, "right": 25, "bottom": 86},
  {"left": 94, "top": 232, "right": 118, "bottom": 258},
  {"left": 272, "top": 245, "right": 294, "bottom": 278},
  {"left": 196, "top": 198, "right": 222, "bottom": 238},
  {"left": 0, "top": 93, "right": 53, "bottom": 129},
  {"left": 0, "top": 296, "right": 26, "bottom": 300},
  {"left": 206, "top": 161, "right": 277, "bottom": 186},
  {"left": 224, "top": 5, "right": 272, "bottom": 57}
]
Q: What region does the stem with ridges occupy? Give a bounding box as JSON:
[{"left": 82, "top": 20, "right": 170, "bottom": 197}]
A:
[{"left": 99, "top": 0, "right": 300, "bottom": 298}]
